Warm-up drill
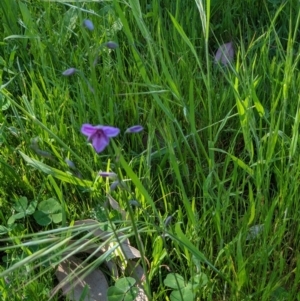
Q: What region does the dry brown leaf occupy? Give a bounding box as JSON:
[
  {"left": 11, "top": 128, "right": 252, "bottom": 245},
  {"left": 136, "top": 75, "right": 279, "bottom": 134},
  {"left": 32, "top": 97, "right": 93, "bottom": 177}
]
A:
[
  {"left": 107, "top": 194, "right": 126, "bottom": 220},
  {"left": 73, "top": 219, "right": 130, "bottom": 245},
  {"left": 74, "top": 219, "right": 109, "bottom": 240},
  {"left": 64, "top": 239, "right": 120, "bottom": 281},
  {"left": 53, "top": 256, "right": 108, "bottom": 301},
  {"left": 120, "top": 243, "right": 141, "bottom": 259}
]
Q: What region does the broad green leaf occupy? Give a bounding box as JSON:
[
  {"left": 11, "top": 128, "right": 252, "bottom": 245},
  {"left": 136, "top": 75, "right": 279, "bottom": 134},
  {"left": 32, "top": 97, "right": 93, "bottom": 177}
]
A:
[
  {"left": 107, "top": 277, "right": 138, "bottom": 301},
  {"left": 164, "top": 273, "right": 185, "bottom": 290},
  {"left": 26, "top": 200, "right": 38, "bottom": 215},
  {"left": 170, "top": 287, "right": 193, "bottom": 301},
  {"left": 33, "top": 210, "right": 52, "bottom": 226},
  {"left": 191, "top": 273, "right": 208, "bottom": 288},
  {"left": 38, "top": 198, "right": 61, "bottom": 215},
  {"left": 14, "top": 196, "right": 28, "bottom": 212},
  {"left": 115, "top": 277, "right": 136, "bottom": 292},
  {"left": 7, "top": 215, "right": 16, "bottom": 225},
  {"left": 9, "top": 212, "right": 26, "bottom": 222},
  {"left": 52, "top": 212, "right": 63, "bottom": 224},
  {"left": 107, "top": 286, "right": 124, "bottom": 301}
]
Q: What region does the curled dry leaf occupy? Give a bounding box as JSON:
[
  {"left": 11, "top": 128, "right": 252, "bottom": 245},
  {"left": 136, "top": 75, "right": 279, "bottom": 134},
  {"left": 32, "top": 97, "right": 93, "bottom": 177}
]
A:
[
  {"left": 65, "top": 239, "right": 119, "bottom": 279},
  {"left": 65, "top": 219, "right": 147, "bottom": 300},
  {"left": 53, "top": 256, "right": 108, "bottom": 301}
]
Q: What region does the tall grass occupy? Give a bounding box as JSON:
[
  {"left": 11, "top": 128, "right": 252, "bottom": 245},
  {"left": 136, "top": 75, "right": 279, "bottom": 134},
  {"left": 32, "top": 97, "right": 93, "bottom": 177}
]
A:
[{"left": 1, "top": 0, "right": 300, "bottom": 300}]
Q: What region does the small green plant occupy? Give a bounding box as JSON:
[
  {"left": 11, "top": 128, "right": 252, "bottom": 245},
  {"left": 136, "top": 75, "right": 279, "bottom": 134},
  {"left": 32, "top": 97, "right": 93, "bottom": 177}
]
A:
[
  {"left": 33, "top": 198, "right": 62, "bottom": 226},
  {"left": 7, "top": 196, "right": 37, "bottom": 226},
  {"left": 164, "top": 272, "right": 208, "bottom": 301},
  {"left": 107, "top": 277, "right": 139, "bottom": 301}
]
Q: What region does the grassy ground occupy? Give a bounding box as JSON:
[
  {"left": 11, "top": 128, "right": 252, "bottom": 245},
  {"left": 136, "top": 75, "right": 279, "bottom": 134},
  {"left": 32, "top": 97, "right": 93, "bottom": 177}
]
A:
[{"left": 1, "top": 0, "right": 300, "bottom": 300}]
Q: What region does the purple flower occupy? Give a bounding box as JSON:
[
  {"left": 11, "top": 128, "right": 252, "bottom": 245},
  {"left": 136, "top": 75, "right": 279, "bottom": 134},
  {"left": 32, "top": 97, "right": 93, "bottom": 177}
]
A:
[
  {"left": 98, "top": 171, "right": 117, "bottom": 178},
  {"left": 65, "top": 158, "right": 76, "bottom": 170},
  {"left": 83, "top": 19, "right": 94, "bottom": 31},
  {"left": 164, "top": 216, "right": 173, "bottom": 227},
  {"left": 62, "top": 68, "right": 77, "bottom": 76},
  {"left": 125, "top": 125, "right": 144, "bottom": 134},
  {"left": 129, "top": 200, "right": 141, "bottom": 207},
  {"left": 110, "top": 181, "right": 120, "bottom": 191},
  {"left": 81, "top": 124, "right": 120, "bottom": 153},
  {"left": 106, "top": 41, "right": 119, "bottom": 49},
  {"left": 214, "top": 41, "right": 234, "bottom": 66}
]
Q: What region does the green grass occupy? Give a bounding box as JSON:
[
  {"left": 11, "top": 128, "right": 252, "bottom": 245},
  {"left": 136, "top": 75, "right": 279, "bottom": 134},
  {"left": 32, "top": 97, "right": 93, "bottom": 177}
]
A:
[{"left": 1, "top": 0, "right": 300, "bottom": 300}]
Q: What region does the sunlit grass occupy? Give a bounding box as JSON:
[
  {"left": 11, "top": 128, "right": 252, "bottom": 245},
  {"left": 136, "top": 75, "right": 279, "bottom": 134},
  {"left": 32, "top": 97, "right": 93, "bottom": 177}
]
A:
[{"left": 1, "top": 0, "right": 300, "bottom": 300}]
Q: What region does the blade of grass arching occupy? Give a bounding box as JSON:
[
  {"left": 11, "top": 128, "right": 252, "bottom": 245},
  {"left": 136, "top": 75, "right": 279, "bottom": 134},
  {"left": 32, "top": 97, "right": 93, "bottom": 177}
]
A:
[
  {"left": 1, "top": 90, "right": 94, "bottom": 174},
  {"left": 47, "top": 175, "right": 67, "bottom": 227},
  {"left": 165, "top": 133, "right": 195, "bottom": 225},
  {"left": 112, "top": 152, "right": 154, "bottom": 298},
  {"left": 233, "top": 53, "right": 254, "bottom": 160},
  {"left": 117, "top": 152, "right": 158, "bottom": 218},
  {"left": 113, "top": 0, "right": 148, "bottom": 80},
  {"left": 113, "top": 0, "right": 178, "bottom": 124},
  {"left": 288, "top": 90, "right": 300, "bottom": 165},
  {"left": 211, "top": 148, "right": 254, "bottom": 177},
  {"left": 236, "top": 232, "right": 247, "bottom": 294},
  {"left": 251, "top": 77, "right": 265, "bottom": 118},
  {"left": 187, "top": 80, "right": 210, "bottom": 176},
  {"left": 265, "top": 113, "right": 281, "bottom": 164},
  {"left": 157, "top": 50, "right": 181, "bottom": 101},
  {"left": 19, "top": 151, "right": 93, "bottom": 188},
  {"left": 291, "top": 2, "right": 300, "bottom": 44},
  {"left": 170, "top": 223, "right": 234, "bottom": 284},
  {"left": 0, "top": 235, "right": 75, "bottom": 278},
  {"left": 194, "top": 0, "right": 207, "bottom": 38},
  {"left": 168, "top": 13, "right": 205, "bottom": 77},
  {"left": 194, "top": 0, "right": 213, "bottom": 152},
  {"left": 247, "top": 182, "right": 255, "bottom": 226},
  {"left": 0, "top": 0, "right": 20, "bottom": 37},
  {"left": 127, "top": 0, "right": 158, "bottom": 73}
]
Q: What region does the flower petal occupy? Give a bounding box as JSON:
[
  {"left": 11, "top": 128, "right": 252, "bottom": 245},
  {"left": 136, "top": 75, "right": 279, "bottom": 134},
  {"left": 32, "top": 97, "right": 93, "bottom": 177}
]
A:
[
  {"left": 65, "top": 158, "right": 76, "bottom": 170},
  {"left": 106, "top": 41, "right": 119, "bottom": 49},
  {"left": 83, "top": 19, "right": 94, "bottom": 31},
  {"left": 101, "top": 126, "right": 120, "bottom": 137},
  {"left": 214, "top": 41, "right": 234, "bottom": 66},
  {"left": 98, "top": 171, "right": 117, "bottom": 178},
  {"left": 110, "top": 181, "right": 120, "bottom": 191},
  {"left": 125, "top": 125, "right": 144, "bottom": 133},
  {"left": 62, "top": 68, "right": 77, "bottom": 76},
  {"left": 81, "top": 124, "right": 97, "bottom": 137},
  {"left": 93, "top": 133, "right": 109, "bottom": 153}
]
